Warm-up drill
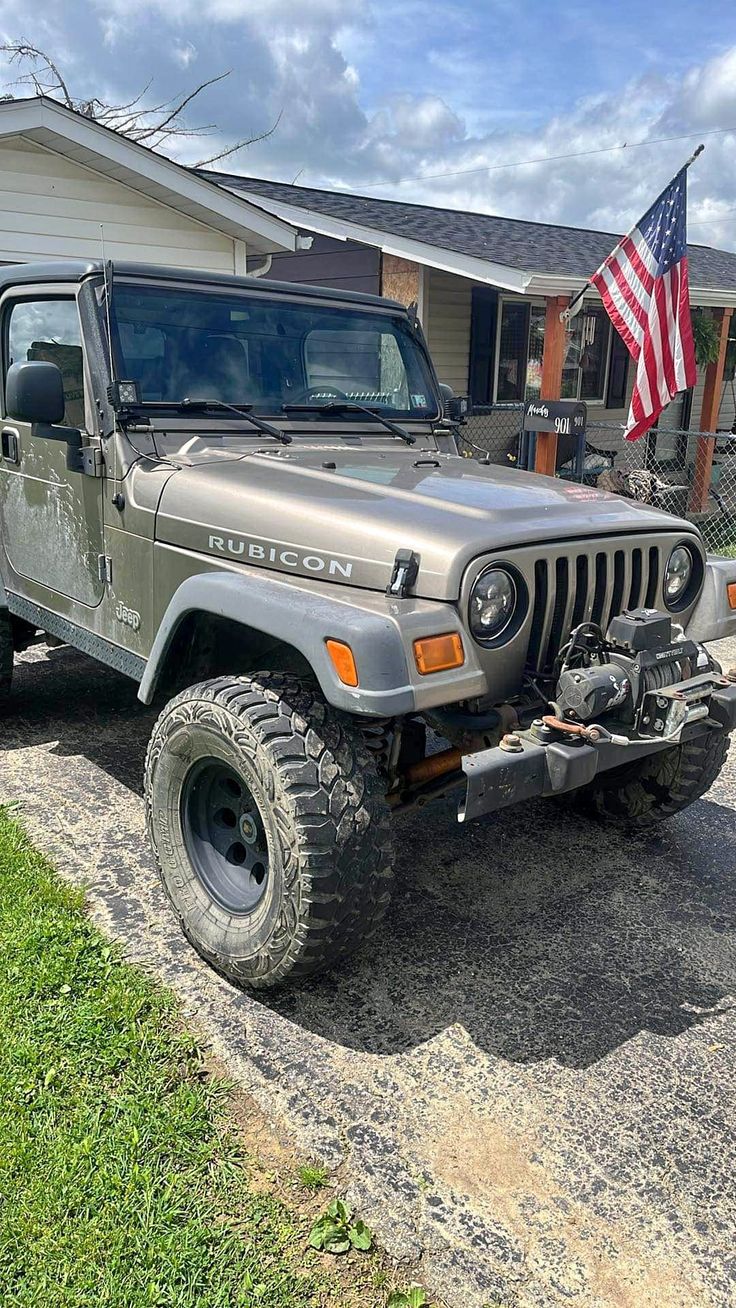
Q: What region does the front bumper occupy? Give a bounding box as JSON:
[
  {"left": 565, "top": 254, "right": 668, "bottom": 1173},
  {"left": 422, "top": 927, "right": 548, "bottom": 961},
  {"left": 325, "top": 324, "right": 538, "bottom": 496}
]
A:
[{"left": 458, "top": 680, "right": 736, "bottom": 823}]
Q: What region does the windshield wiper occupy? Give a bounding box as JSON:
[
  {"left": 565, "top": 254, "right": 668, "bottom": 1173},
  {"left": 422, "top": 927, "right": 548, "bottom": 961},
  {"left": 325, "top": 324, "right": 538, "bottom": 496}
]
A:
[
  {"left": 282, "top": 401, "right": 416, "bottom": 445},
  {"left": 178, "top": 398, "right": 292, "bottom": 444}
]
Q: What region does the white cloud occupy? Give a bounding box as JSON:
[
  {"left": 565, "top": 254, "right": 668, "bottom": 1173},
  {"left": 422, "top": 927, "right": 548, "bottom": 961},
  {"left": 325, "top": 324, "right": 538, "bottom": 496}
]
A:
[
  {"left": 0, "top": 1, "right": 734, "bottom": 251},
  {"left": 172, "top": 40, "right": 197, "bottom": 69},
  {"left": 365, "top": 95, "right": 464, "bottom": 151}
]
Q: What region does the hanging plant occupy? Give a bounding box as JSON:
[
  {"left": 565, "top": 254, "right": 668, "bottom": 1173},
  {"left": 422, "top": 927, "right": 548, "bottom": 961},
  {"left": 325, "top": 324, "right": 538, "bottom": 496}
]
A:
[{"left": 691, "top": 309, "right": 721, "bottom": 368}]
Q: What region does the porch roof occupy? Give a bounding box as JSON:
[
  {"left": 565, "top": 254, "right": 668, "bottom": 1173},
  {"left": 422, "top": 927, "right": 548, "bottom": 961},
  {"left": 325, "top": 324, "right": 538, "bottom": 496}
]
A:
[{"left": 204, "top": 170, "right": 736, "bottom": 305}]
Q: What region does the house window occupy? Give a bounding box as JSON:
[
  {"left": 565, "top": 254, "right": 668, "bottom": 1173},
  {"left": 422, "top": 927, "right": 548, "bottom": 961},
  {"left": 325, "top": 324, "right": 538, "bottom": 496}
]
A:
[
  {"left": 493, "top": 300, "right": 613, "bottom": 404},
  {"left": 564, "top": 308, "right": 609, "bottom": 401},
  {"left": 495, "top": 301, "right": 529, "bottom": 402}
]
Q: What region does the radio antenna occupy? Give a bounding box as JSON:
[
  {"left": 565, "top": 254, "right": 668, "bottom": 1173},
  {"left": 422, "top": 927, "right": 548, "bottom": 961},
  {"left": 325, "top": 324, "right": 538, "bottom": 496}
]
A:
[
  {"left": 100, "top": 224, "right": 116, "bottom": 383},
  {"left": 99, "top": 223, "right": 123, "bottom": 504}
]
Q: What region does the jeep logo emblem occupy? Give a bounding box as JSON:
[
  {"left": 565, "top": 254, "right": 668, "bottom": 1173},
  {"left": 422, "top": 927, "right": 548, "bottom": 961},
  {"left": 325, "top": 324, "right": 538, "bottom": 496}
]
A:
[
  {"left": 208, "top": 533, "right": 353, "bottom": 579},
  {"left": 115, "top": 601, "right": 141, "bottom": 632}
]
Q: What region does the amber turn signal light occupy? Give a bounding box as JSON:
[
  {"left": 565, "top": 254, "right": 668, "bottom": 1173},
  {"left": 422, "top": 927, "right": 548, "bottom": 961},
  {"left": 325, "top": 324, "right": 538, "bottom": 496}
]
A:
[
  {"left": 728, "top": 581, "right": 736, "bottom": 610},
  {"left": 325, "top": 638, "right": 359, "bottom": 687},
  {"left": 413, "top": 632, "right": 465, "bottom": 675}
]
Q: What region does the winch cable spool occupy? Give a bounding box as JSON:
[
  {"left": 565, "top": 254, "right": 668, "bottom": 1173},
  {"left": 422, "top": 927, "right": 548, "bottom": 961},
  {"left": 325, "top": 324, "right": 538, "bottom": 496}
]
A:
[{"left": 643, "top": 654, "right": 692, "bottom": 692}]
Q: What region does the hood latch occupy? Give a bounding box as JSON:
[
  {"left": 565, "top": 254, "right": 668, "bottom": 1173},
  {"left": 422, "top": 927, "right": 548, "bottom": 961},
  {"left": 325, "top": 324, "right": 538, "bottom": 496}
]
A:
[{"left": 386, "top": 548, "right": 420, "bottom": 598}]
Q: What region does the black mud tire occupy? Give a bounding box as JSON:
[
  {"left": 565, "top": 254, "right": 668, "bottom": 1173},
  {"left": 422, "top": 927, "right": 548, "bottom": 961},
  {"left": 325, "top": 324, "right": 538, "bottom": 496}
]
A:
[
  {"left": 563, "top": 729, "right": 729, "bottom": 828},
  {"left": 144, "top": 672, "right": 394, "bottom": 989},
  {"left": 0, "top": 608, "right": 13, "bottom": 701}
]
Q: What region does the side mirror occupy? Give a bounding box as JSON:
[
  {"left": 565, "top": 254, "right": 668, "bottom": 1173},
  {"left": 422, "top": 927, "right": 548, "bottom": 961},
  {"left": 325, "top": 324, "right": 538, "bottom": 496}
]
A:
[
  {"left": 439, "top": 383, "right": 472, "bottom": 422},
  {"left": 6, "top": 360, "right": 65, "bottom": 425}
]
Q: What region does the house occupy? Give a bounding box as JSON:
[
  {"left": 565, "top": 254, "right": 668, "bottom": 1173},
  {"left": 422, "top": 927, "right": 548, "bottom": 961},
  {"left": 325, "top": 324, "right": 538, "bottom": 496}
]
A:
[
  {"left": 0, "top": 97, "right": 297, "bottom": 274},
  {"left": 205, "top": 170, "right": 736, "bottom": 496}
]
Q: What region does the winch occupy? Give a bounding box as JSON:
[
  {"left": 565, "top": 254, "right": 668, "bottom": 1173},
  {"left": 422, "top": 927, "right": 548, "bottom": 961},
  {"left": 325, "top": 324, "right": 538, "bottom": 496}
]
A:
[{"left": 554, "top": 607, "right": 716, "bottom": 742}]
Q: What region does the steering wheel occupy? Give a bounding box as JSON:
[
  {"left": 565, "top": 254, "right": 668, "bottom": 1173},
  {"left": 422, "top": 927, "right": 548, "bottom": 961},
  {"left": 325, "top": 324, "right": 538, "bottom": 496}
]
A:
[{"left": 291, "top": 385, "right": 350, "bottom": 404}]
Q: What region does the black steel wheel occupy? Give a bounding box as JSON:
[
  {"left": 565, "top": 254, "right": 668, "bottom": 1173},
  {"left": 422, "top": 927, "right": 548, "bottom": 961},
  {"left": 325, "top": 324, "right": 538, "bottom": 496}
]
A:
[{"left": 181, "top": 759, "right": 270, "bottom": 914}]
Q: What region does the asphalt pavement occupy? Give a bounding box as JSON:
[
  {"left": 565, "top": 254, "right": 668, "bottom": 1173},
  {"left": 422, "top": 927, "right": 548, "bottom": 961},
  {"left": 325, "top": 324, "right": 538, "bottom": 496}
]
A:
[{"left": 1, "top": 636, "right": 735, "bottom": 1308}]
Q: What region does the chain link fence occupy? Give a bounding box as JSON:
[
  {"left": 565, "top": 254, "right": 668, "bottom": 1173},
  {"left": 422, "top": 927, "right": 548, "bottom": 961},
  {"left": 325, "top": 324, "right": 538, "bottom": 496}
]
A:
[
  {"left": 458, "top": 404, "right": 526, "bottom": 465},
  {"left": 587, "top": 422, "right": 736, "bottom": 559},
  {"left": 457, "top": 404, "right": 736, "bottom": 558}
]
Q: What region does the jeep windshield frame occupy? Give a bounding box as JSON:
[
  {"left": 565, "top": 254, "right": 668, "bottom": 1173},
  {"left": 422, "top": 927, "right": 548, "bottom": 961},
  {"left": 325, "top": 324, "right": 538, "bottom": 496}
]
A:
[{"left": 105, "top": 281, "right": 441, "bottom": 424}]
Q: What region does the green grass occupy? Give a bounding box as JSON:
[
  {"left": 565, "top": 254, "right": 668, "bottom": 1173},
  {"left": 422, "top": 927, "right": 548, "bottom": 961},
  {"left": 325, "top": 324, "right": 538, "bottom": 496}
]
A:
[
  {"left": 297, "top": 1164, "right": 329, "bottom": 1193},
  {"left": 0, "top": 810, "right": 357, "bottom": 1308}
]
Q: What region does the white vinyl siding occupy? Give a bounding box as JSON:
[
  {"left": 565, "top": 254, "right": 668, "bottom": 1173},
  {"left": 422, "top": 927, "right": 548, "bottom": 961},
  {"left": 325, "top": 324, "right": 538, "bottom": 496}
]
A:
[
  {"left": 424, "top": 267, "right": 472, "bottom": 393},
  {"left": 680, "top": 364, "right": 735, "bottom": 434},
  {"left": 717, "top": 375, "right": 736, "bottom": 429},
  {"left": 0, "top": 137, "right": 239, "bottom": 271}
]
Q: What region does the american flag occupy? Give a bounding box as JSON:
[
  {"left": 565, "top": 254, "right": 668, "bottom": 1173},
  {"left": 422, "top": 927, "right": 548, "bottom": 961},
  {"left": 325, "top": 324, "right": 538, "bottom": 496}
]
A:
[{"left": 590, "top": 171, "right": 697, "bottom": 441}]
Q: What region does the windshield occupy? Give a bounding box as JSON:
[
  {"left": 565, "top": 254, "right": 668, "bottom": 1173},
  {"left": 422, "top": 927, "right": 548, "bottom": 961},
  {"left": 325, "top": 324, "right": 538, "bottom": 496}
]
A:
[{"left": 109, "top": 284, "right": 439, "bottom": 419}]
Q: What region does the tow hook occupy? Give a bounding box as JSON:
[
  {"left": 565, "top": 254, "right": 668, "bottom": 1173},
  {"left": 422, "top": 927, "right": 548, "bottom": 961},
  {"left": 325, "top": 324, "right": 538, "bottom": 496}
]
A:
[{"left": 541, "top": 714, "right": 630, "bottom": 747}]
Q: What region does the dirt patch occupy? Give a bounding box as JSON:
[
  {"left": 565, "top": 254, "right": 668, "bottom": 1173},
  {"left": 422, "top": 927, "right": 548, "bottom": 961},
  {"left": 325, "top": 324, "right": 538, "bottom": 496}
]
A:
[{"left": 428, "top": 1098, "right": 708, "bottom": 1308}]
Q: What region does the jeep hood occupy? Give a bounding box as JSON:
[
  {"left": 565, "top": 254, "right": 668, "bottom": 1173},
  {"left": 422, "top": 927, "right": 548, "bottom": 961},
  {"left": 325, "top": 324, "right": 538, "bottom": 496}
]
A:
[{"left": 154, "top": 445, "right": 698, "bottom": 601}]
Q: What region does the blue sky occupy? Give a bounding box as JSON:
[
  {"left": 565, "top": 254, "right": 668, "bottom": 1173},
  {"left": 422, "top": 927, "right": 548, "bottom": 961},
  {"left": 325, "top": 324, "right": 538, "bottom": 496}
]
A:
[{"left": 1, "top": 0, "right": 736, "bottom": 247}]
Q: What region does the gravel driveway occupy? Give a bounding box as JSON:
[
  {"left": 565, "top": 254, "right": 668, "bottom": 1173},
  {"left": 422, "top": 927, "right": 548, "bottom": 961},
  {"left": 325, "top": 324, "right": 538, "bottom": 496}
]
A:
[{"left": 2, "top": 637, "right": 735, "bottom": 1308}]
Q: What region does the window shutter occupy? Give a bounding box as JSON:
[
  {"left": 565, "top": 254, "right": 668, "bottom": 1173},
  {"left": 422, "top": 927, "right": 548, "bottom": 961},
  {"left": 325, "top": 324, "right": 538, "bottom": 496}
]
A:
[
  {"left": 606, "top": 328, "right": 629, "bottom": 408},
  {"left": 469, "top": 287, "right": 498, "bottom": 404}
]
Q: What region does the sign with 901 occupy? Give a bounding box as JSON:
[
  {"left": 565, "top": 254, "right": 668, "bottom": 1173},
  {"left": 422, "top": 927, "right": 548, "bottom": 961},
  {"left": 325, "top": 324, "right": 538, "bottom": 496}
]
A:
[{"left": 523, "top": 399, "right": 587, "bottom": 436}]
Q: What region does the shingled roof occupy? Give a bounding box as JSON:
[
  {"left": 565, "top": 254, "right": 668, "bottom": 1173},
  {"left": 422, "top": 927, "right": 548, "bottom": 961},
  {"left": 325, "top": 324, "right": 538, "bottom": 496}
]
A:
[{"left": 204, "top": 170, "right": 736, "bottom": 291}]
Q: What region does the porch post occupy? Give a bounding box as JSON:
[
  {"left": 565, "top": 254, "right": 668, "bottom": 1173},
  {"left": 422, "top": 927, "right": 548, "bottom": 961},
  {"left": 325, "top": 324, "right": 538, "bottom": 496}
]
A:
[
  {"left": 689, "top": 306, "right": 733, "bottom": 513},
  {"left": 535, "top": 296, "right": 569, "bottom": 475}
]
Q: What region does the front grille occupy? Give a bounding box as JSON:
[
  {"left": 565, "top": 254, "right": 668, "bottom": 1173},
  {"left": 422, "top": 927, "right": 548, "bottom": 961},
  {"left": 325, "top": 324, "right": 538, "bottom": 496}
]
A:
[{"left": 526, "top": 541, "right": 662, "bottom": 674}]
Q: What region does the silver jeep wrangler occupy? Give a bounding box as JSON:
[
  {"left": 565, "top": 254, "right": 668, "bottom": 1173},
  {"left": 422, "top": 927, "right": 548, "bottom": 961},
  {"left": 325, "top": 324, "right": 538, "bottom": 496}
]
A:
[{"left": 1, "top": 260, "right": 735, "bottom": 986}]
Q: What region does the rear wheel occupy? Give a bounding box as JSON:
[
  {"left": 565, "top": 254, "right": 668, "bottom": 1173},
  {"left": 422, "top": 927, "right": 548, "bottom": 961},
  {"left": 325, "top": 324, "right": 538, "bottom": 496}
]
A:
[
  {"left": 0, "top": 609, "right": 13, "bottom": 701},
  {"left": 563, "top": 729, "right": 730, "bottom": 828},
  {"left": 144, "top": 672, "right": 393, "bottom": 988}
]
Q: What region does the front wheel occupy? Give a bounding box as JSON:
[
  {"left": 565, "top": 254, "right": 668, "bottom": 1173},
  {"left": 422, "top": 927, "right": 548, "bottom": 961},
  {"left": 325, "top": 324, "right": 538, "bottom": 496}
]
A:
[
  {"left": 144, "top": 672, "right": 394, "bottom": 988},
  {"left": 562, "top": 728, "right": 730, "bottom": 828}
]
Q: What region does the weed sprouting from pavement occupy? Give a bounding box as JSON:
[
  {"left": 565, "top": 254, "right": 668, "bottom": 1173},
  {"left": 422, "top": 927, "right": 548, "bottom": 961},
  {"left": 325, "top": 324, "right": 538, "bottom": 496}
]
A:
[
  {"left": 309, "top": 1199, "right": 373, "bottom": 1255},
  {"left": 298, "top": 1162, "right": 329, "bottom": 1191}
]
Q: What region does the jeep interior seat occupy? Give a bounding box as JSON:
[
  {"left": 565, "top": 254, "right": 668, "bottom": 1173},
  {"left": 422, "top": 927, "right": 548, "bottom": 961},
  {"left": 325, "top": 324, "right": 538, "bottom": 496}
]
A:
[{"left": 197, "top": 335, "right": 249, "bottom": 402}]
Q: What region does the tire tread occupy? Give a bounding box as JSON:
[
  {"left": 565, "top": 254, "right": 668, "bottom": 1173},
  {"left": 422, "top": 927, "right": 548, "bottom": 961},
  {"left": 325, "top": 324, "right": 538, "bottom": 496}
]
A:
[{"left": 566, "top": 728, "right": 729, "bottom": 828}]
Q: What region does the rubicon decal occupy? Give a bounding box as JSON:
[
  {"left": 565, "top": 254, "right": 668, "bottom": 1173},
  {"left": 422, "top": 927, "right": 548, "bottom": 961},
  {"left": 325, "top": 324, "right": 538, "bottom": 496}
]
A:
[{"left": 207, "top": 533, "right": 353, "bottom": 579}]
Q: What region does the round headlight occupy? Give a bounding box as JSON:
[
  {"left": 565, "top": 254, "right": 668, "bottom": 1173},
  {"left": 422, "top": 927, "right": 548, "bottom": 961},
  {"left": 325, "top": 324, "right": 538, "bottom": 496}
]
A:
[
  {"left": 664, "top": 545, "right": 694, "bottom": 606},
  {"left": 470, "top": 567, "right": 517, "bottom": 642}
]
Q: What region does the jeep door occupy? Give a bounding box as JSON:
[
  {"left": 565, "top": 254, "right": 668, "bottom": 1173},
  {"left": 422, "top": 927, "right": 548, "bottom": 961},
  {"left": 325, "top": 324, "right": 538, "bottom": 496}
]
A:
[{"left": 0, "top": 290, "right": 105, "bottom": 608}]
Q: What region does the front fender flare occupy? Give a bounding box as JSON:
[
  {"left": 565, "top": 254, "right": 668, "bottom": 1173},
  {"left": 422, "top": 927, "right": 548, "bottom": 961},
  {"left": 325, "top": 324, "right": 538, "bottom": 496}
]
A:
[
  {"left": 685, "top": 555, "right": 736, "bottom": 644},
  {"left": 139, "top": 570, "right": 422, "bottom": 714}
]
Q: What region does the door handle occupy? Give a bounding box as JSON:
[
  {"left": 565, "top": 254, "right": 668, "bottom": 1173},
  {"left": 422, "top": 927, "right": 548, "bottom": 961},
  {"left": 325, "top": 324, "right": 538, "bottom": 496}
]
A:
[{"left": 1, "top": 428, "right": 20, "bottom": 463}]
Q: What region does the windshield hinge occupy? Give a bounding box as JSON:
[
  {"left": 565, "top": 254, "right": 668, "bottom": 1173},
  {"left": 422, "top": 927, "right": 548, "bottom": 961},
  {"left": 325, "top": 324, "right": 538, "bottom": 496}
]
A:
[
  {"left": 386, "top": 548, "right": 420, "bottom": 598},
  {"left": 97, "top": 554, "right": 113, "bottom": 585}
]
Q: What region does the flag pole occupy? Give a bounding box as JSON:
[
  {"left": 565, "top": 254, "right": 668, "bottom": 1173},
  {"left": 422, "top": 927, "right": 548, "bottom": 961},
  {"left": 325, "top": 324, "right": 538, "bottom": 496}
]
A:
[{"left": 560, "top": 143, "right": 706, "bottom": 323}]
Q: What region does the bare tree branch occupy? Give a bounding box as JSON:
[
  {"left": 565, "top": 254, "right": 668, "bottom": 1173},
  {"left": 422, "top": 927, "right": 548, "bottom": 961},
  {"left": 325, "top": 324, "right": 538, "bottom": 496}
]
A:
[
  {"left": 1, "top": 41, "right": 75, "bottom": 108},
  {"left": 0, "top": 42, "right": 280, "bottom": 165},
  {"left": 194, "top": 108, "right": 284, "bottom": 168},
  {"left": 130, "top": 71, "right": 231, "bottom": 141}
]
